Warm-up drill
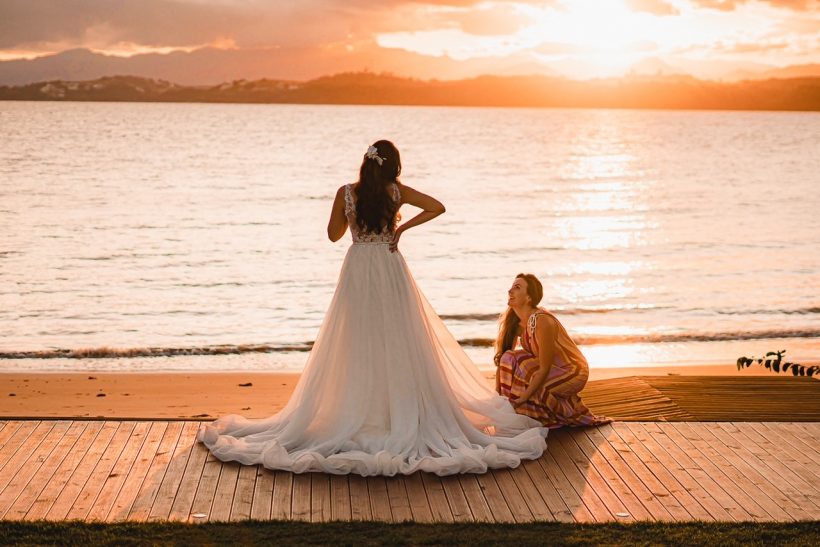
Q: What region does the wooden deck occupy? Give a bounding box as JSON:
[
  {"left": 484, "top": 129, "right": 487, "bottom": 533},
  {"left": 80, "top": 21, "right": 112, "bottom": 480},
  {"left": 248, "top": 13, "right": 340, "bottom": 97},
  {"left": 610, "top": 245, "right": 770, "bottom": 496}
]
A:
[
  {"left": 1, "top": 419, "right": 818, "bottom": 523},
  {"left": 581, "top": 376, "right": 820, "bottom": 422}
]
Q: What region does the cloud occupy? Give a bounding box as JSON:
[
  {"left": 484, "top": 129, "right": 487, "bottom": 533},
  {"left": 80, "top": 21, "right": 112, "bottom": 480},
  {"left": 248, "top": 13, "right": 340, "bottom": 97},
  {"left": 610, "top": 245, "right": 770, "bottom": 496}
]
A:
[
  {"left": 724, "top": 40, "right": 791, "bottom": 52},
  {"left": 0, "top": 0, "right": 462, "bottom": 52},
  {"left": 625, "top": 0, "right": 680, "bottom": 16},
  {"left": 433, "top": 5, "right": 533, "bottom": 36},
  {"left": 693, "top": 0, "right": 818, "bottom": 11}
]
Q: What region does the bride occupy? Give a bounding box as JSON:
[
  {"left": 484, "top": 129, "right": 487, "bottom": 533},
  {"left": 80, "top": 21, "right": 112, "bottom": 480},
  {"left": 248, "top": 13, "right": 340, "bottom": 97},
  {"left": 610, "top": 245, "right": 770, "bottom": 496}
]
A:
[{"left": 198, "top": 140, "right": 547, "bottom": 476}]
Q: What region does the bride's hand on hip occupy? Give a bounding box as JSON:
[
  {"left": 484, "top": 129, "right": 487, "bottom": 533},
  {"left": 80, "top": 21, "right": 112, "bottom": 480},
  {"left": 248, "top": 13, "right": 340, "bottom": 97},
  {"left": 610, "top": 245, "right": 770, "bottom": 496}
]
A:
[{"left": 389, "top": 227, "right": 403, "bottom": 253}]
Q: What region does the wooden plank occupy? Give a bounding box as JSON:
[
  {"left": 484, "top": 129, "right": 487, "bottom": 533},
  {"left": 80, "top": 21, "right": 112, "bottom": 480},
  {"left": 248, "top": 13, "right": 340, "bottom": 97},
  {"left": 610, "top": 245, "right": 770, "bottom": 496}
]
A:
[
  {"left": 86, "top": 421, "right": 152, "bottom": 521},
  {"left": 290, "top": 473, "right": 311, "bottom": 522},
  {"left": 750, "top": 423, "right": 820, "bottom": 481},
  {"left": 229, "top": 464, "right": 257, "bottom": 522},
  {"left": 520, "top": 458, "right": 570, "bottom": 522},
  {"left": 0, "top": 421, "right": 75, "bottom": 519},
  {"left": 668, "top": 422, "right": 787, "bottom": 521},
  {"left": 608, "top": 423, "right": 715, "bottom": 521},
  {"left": 457, "top": 474, "right": 494, "bottom": 523},
  {"left": 0, "top": 422, "right": 54, "bottom": 492},
  {"left": 440, "top": 475, "right": 473, "bottom": 522},
  {"left": 271, "top": 471, "right": 293, "bottom": 520},
  {"left": 23, "top": 422, "right": 104, "bottom": 521},
  {"left": 475, "top": 472, "right": 515, "bottom": 523},
  {"left": 796, "top": 422, "right": 820, "bottom": 441},
  {"left": 65, "top": 421, "right": 136, "bottom": 520},
  {"left": 706, "top": 423, "right": 819, "bottom": 518},
  {"left": 310, "top": 473, "right": 331, "bottom": 523},
  {"left": 329, "top": 475, "right": 351, "bottom": 521},
  {"left": 492, "top": 469, "right": 534, "bottom": 523},
  {"left": 347, "top": 474, "right": 371, "bottom": 521},
  {"left": 419, "top": 473, "right": 453, "bottom": 523},
  {"left": 366, "top": 476, "right": 393, "bottom": 522},
  {"left": 733, "top": 423, "right": 820, "bottom": 507},
  {"left": 568, "top": 427, "right": 656, "bottom": 521},
  {"left": 582, "top": 377, "right": 693, "bottom": 422},
  {"left": 105, "top": 421, "right": 167, "bottom": 522},
  {"left": 506, "top": 464, "right": 553, "bottom": 521},
  {"left": 188, "top": 452, "right": 221, "bottom": 524},
  {"left": 584, "top": 425, "right": 681, "bottom": 521},
  {"left": 766, "top": 423, "right": 820, "bottom": 467},
  {"left": 0, "top": 422, "right": 24, "bottom": 457},
  {"left": 690, "top": 423, "right": 811, "bottom": 520},
  {"left": 147, "top": 421, "right": 200, "bottom": 521},
  {"left": 0, "top": 422, "right": 37, "bottom": 472},
  {"left": 250, "top": 465, "right": 275, "bottom": 521},
  {"left": 385, "top": 476, "right": 413, "bottom": 522},
  {"left": 127, "top": 421, "right": 183, "bottom": 522},
  {"left": 554, "top": 431, "right": 630, "bottom": 521},
  {"left": 45, "top": 422, "right": 119, "bottom": 520},
  {"left": 641, "top": 376, "right": 820, "bottom": 422},
  {"left": 167, "top": 430, "right": 210, "bottom": 522},
  {"left": 545, "top": 432, "right": 610, "bottom": 522},
  {"left": 636, "top": 422, "right": 755, "bottom": 522},
  {"left": 403, "top": 472, "right": 433, "bottom": 523},
  {"left": 536, "top": 450, "right": 595, "bottom": 523},
  {"left": 208, "top": 461, "right": 240, "bottom": 522}
]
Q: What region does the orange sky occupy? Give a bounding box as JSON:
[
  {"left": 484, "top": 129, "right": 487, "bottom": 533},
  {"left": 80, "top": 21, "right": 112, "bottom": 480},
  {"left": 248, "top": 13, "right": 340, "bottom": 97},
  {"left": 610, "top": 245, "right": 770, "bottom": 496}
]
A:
[{"left": 1, "top": 0, "right": 818, "bottom": 80}]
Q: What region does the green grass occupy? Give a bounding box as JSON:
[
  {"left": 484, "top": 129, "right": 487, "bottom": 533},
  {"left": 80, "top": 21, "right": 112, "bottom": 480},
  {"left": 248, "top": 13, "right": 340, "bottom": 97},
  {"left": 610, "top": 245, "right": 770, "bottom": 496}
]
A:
[{"left": 1, "top": 521, "right": 819, "bottom": 546}]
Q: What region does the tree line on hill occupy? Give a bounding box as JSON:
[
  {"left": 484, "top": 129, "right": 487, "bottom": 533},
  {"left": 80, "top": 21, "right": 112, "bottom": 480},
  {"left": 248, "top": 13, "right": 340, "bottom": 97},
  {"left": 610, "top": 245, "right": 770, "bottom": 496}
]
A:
[{"left": 1, "top": 72, "right": 818, "bottom": 111}]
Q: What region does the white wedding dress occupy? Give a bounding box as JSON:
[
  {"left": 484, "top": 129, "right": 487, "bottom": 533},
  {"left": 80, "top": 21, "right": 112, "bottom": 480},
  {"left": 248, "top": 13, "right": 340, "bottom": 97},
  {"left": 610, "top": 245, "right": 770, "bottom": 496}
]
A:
[{"left": 197, "top": 183, "right": 548, "bottom": 476}]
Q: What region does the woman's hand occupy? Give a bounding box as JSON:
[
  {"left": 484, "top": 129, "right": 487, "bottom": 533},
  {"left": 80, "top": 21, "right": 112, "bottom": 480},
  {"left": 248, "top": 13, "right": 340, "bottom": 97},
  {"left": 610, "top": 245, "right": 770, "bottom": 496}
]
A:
[
  {"left": 389, "top": 226, "right": 404, "bottom": 253},
  {"left": 510, "top": 394, "right": 529, "bottom": 408}
]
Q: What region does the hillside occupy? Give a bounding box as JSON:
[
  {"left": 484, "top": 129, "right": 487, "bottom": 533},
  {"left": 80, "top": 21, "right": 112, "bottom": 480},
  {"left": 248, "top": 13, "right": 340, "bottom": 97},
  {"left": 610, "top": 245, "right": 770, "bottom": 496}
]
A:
[{"left": 1, "top": 73, "right": 819, "bottom": 111}]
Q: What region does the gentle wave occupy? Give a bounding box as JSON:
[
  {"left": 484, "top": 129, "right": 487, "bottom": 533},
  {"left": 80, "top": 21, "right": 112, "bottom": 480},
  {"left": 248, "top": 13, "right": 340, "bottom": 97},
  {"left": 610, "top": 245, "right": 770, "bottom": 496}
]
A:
[
  {"left": 717, "top": 307, "right": 820, "bottom": 315},
  {"left": 3, "top": 328, "right": 818, "bottom": 359},
  {"left": 0, "top": 344, "right": 314, "bottom": 360},
  {"left": 439, "top": 305, "right": 663, "bottom": 321},
  {"left": 442, "top": 305, "right": 820, "bottom": 322},
  {"left": 460, "top": 328, "right": 820, "bottom": 347}
]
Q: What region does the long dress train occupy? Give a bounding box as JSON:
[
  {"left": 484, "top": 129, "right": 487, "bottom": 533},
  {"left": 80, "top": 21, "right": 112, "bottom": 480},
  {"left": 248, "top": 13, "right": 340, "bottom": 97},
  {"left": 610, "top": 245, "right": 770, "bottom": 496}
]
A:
[{"left": 197, "top": 183, "right": 548, "bottom": 476}]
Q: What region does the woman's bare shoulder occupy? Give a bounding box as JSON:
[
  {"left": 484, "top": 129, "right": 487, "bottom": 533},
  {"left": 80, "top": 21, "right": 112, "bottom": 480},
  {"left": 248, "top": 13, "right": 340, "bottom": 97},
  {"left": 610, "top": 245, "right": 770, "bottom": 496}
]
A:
[{"left": 534, "top": 312, "right": 558, "bottom": 332}]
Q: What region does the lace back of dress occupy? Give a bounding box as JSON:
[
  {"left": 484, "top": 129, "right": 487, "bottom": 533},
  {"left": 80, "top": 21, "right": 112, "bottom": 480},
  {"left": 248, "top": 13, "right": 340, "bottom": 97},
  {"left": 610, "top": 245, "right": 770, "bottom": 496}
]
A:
[{"left": 344, "top": 183, "right": 401, "bottom": 244}]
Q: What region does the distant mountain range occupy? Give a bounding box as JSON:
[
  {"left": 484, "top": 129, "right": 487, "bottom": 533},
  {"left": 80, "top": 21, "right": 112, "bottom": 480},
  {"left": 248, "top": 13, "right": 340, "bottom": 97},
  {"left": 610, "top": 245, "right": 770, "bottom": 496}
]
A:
[
  {"left": 2, "top": 73, "right": 818, "bottom": 111},
  {"left": 1, "top": 47, "right": 819, "bottom": 87}
]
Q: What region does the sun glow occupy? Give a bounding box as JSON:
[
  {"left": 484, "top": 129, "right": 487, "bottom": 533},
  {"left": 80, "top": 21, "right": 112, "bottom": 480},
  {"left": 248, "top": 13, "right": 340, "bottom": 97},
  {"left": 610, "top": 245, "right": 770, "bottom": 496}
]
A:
[{"left": 524, "top": 0, "right": 670, "bottom": 76}]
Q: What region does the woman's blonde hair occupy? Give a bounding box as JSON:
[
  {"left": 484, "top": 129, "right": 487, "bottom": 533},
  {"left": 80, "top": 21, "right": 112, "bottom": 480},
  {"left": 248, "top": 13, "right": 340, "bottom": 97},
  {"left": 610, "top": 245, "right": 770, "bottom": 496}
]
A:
[{"left": 493, "top": 273, "right": 543, "bottom": 366}]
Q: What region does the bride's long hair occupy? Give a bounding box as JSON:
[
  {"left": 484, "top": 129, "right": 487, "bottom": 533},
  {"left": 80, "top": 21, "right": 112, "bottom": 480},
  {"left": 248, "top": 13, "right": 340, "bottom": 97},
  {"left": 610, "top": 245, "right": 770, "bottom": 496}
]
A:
[
  {"left": 494, "top": 273, "right": 543, "bottom": 366},
  {"left": 355, "top": 140, "right": 402, "bottom": 234}
]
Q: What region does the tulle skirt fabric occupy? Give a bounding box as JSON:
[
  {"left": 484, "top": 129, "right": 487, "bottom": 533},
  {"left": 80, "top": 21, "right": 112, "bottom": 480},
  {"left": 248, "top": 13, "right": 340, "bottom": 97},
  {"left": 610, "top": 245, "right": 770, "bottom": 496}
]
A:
[{"left": 197, "top": 243, "right": 547, "bottom": 476}]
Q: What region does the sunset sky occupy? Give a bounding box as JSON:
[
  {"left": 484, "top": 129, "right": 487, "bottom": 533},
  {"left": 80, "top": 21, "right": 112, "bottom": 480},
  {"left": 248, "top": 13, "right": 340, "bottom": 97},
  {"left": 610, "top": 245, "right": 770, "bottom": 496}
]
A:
[{"left": 1, "top": 0, "right": 818, "bottom": 80}]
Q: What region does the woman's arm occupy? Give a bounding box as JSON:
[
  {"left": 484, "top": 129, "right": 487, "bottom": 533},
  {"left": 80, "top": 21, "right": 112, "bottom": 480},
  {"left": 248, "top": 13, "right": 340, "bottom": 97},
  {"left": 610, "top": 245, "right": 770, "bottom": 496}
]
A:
[
  {"left": 389, "top": 184, "right": 445, "bottom": 252},
  {"left": 327, "top": 185, "right": 348, "bottom": 242},
  {"left": 512, "top": 315, "right": 556, "bottom": 406}
]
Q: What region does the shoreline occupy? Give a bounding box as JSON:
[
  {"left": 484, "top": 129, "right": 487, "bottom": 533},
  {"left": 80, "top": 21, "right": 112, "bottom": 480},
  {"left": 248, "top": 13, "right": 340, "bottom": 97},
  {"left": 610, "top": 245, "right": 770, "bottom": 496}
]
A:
[{"left": 0, "top": 363, "right": 793, "bottom": 420}]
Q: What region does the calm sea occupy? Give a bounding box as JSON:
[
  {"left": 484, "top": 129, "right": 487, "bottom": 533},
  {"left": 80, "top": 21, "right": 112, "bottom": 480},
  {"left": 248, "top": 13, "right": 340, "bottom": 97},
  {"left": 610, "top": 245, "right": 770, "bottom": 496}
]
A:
[{"left": 1, "top": 101, "right": 818, "bottom": 372}]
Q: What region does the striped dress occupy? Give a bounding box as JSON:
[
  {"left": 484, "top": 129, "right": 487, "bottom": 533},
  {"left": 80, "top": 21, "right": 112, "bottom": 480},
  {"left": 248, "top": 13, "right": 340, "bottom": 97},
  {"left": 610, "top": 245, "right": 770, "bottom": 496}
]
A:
[{"left": 497, "top": 308, "right": 612, "bottom": 428}]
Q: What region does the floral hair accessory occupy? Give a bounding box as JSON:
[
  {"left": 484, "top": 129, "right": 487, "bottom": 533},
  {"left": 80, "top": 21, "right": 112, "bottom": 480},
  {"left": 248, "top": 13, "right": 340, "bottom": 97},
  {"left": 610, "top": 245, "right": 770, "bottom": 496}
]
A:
[{"left": 365, "top": 145, "right": 384, "bottom": 166}]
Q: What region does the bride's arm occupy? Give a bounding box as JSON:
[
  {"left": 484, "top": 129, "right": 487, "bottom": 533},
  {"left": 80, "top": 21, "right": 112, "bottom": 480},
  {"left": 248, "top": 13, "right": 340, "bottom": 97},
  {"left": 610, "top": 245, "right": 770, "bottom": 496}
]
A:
[
  {"left": 327, "top": 185, "right": 349, "bottom": 242},
  {"left": 389, "top": 184, "right": 445, "bottom": 251}
]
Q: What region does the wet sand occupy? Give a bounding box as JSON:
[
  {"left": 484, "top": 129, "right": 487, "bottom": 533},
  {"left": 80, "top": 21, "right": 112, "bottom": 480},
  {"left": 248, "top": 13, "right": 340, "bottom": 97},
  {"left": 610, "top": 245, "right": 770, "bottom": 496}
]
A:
[{"left": 0, "top": 363, "right": 783, "bottom": 420}]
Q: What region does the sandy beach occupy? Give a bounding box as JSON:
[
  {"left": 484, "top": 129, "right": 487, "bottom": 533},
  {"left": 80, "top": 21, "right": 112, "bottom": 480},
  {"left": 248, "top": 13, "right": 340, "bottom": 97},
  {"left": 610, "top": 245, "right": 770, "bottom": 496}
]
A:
[{"left": 0, "top": 363, "right": 783, "bottom": 420}]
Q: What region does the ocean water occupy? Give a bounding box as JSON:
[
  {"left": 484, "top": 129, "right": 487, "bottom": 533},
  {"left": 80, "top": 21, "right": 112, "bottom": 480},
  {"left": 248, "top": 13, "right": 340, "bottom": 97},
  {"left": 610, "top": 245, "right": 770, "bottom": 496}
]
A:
[{"left": 1, "top": 101, "right": 818, "bottom": 372}]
